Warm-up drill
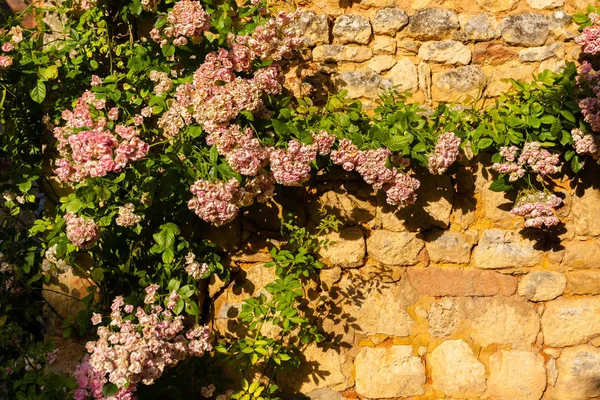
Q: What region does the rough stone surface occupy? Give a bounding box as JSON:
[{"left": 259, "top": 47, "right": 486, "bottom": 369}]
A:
[
  {"left": 355, "top": 346, "right": 425, "bottom": 398},
  {"left": 473, "top": 229, "right": 543, "bottom": 269},
  {"left": 297, "top": 11, "right": 330, "bottom": 46},
  {"left": 408, "top": 267, "right": 517, "bottom": 297},
  {"left": 542, "top": 297, "right": 600, "bottom": 347},
  {"left": 432, "top": 65, "right": 487, "bottom": 103},
  {"left": 373, "top": 36, "right": 396, "bottom": 55},
  {"left": 284, "top": 344, "right": 350, "bottom": 393},
  {"left": 487, "top": 350, "right": 546, "bottom": 400},
  {"left": 313, "top": 189, "right": 376, "bottom": 225},
  {"left": 332, "top": 14, "right": 371, "bottom": 45},
  {"left": 406, "top": 9, "right": 460, "bottom": 40},
  {"left": 332, "top": 71, "right": 382, "bottom": 99},
  {"left": 306, "top": 389, "right": 343, "bottom": 400},
  {"left": 418, "top": 40, "right": 472, "bottom": 65},
  {"left": 563, "top": 240, "right": 600, "bottom": 268},
  {"left": 318, "top": 227, "right": 365, "bottom": 268},
  {"left": 518, "top": 271, "right": 566, "bottom": 301},
  {"left": 519, "top": 43, "right": 563, "bottom": 62},
  {"left": 460, "top": 14, "right": 501, "bottom": 42},
  {"left": 375, "top": 173, "right": 453, "bottom": 231},
  {"left": 476, "top": 0, "right": 518, "bottom": 12},
  {"left": 469, "top": 296, "right": 540, "bottom": 348},
  {"left": 501, "top": 14, "right": 549, "bottom": 47},
  {"left": 484, "top": 62, "right": 537, "bottom": 97},
  {"left": 526, "top": 0, "right": 565, "bottom": 9},
  {"left": 368, "top": 55, "right": 396, "bottom": 73},
  {"left": 573, "top": 185, "right": 600, "bottom": 236},
  {"left": 322, "top": 270, "right": 418, "bottom": 340},
  {"left": 366, "top": 230, "right": 424, "bottom": 266},
  {"left": 552, "top": 345, "right": 600, "bottom": 400},
  {"left": 429, "top": 340, "right": 486, "bottom": 396},
  {"left": 566, "top": 270, "right": 600, "bottom": 295},
  {"left": 472, "top": 41, "right": 519, "bottom": 66},
  {"left": 371, "top": 8, "right": 408, "bottom": 36},
  {"left": 313, "top": 45, "right": 373, "bottom": 63},
  {"left": 387, "top": 57, "right": 419, "bottom": 92},
  {"left": 424, "top": 230, "right": 472, "bottom": 264}
]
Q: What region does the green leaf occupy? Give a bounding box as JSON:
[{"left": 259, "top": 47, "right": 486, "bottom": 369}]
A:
[
  {"left": 153, "top": 223, "right": 180, "bottom": 249},
  {"left": 560, "top": 110, "right": 576, "bottom": 123},
  {"left": 162, "top": 248, "right": 175, "bottom": 264},
  {"left": 91, "top": 268, "right": 105, "bottom": 282},
  {"left": 489, "top": 176, "right": 514, "bottom": 192},
  {"left": 477, "top": 138, "right": 494, "bottom": 149},
  {"left": 30, "top": 80, "right": 47, "bottom": 104},
  {"left": 162, "top": 44, "right": 176, "bottom": 57},
  {"left": 571, "top": 155, "right": 583, "bottom": 173},
  {"left": 103, "top": 384, "right": 119, "bottom": 397},
  {"left": 173, "top": 298, "right": 184, "bottom": 315}
]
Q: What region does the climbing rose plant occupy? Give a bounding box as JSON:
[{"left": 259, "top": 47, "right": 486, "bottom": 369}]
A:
[{"left": 1, "top": 0, "right": 600, "bottom": 398}]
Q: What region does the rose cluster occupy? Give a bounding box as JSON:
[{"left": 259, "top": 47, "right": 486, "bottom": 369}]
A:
[
  {"left": 74, "top": 288, "right": 212, "bottom": 399},
  {"left": 330, "top": 139, "right": 420, "bottom": 206},
  {"left": 53, "top": 91, "right": 150, "bottom": 183},
  {"left": 150, "top": 0, "right": 211, "bottom": 47},
  {"left": 492, "top": 142, "right": 560, "bottom": 181},
  {"left": 184, "top": 252, "right": 209, "bottom": 280},
  {"left": 571, "top": 128, "right": 600, "bottom": 163},
  {"left": 41, "top": 244, "right": 72, "bottom": 277},
  {"left": 115, "top": 203, "right": 142, "bottom": 228},
  {"left": 511, "top": 191, "right": 563, "bottom": 229},
  {"left": 576, "top": 61, "right": 600, "bottom": 132},
  {"left": 0, "top": 26, "right": 23, "bottom": 68},
  {"left": 575, "top": 12, "right": 600, "bottom": 55},
  {"left": 65, "top": 212, "right": 100, "bottom": 250},
  {"left": 427, "top": 132, "right": 462, "bottom": 175}
]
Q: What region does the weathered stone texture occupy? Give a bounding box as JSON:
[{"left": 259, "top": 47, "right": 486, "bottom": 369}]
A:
[
  {"left": 313, "top": 189, "right": 375, "bottom": 225},
  {"left": 518, "top": 271, "right": 566, "bottom": 301},
  {"left": 572, "top": 185, "right": 600, "bottom": 236},
  {"left": 386, "top": 57, "right": 419, "bottom": 92},
  {"left": 487, "top": 350, "right": 546, "bottom": 400},
  {"left": 373, "top": 36, "right": 396, "bottom": 55},
  {"left": 460, "top": 13, "right": 501, "bottom": 41},
  {"left": 542, "top": 297, "right": 600, "bottom": 347},
  {"left": 472, "top": 41, "right": 518, "bottom": 66},
  {"left": 406, "top": 9, "right": 460, "bottom": 40},
  {"left": 332, "top": 15, "right": 371, "bottom": 45},
  {"left": 418, "top": 40, "right": 472, "bottom": 65},
  {"left": 563, "top": 240, "right": 600, "bottom": 268},
  {"left": 476, "top": 0, "right": 518, "bottom": 12},
  {"left": 432, "top": 65, "right": 487, "bottom": 103},
  {"left": 355, "top": 346, "right": 425, "bottom": 398},
  {"left": 366, "top": 230, "right": 424, "bottom": 266},
  {"left": 429, "top": 340, "right": 486, "bottom": 396},
  {"left": 408, "top": 267, "right": 517, "bottom": 297},
  {"left": 332, "top": 71, "right": 383, "bottom": 99},
  {"left": 312, "top": 45, "right": 373, "bottom": 63},
  {"left": 297, "top": 11, "right": 330, "bottom": 46},
  {"left": 566, "top": 270, "right": 600, "bottom": 295},
  {"left": 551, "top": 345, "right": 600, "bottom": 400},
  {"left": 424, "top": 230, "right": 472, "bottom": 264},
  {"left": 501, "top": 14, "right": 549, "bottom": 47},
  {"left": 368, "top": 55, "right": 396, "bottom": 73},
  {"left": 473, "top": 229, "right": 543, "bottom": 269},
  {"left": 371, "top": 8, "right": 408, "bottom": 36},
  {"left": 318, "top": 227, "right": 365, "bottom": 268}
]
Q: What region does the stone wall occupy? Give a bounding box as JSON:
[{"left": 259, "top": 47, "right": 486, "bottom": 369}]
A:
[
  {"left": 210, "top": 156, "right": 600, "bottom": 399},
  {"left": 286, "top": 0, "right": 586, "bottom": 108}
]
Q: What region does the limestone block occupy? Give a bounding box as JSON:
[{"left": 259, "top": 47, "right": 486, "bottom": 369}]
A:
[
  {"left": 542, "top": 297, "right": 600, "bottom": 347},
  {"left": 332, "top": 71, "right": 383, "bottom": 99},
  {"left": 355, "top": 346, "right": 425, "bottom": 398},
  {"left": 563, "top": 240, "right": 600, "bottom": 268},
  {"left": 551, "top": 345, "right": 600, "bottom": 400},
  {"left": 333, "top": 14, "right": 371, "bottom": 45},
  {"left": 418, "top": 40, "right": 471, "bottom": 65},
  {"left": 473, "top": 229, "right": 543, "bottom": 269},
  {"left": 311, "top": 188, "right": 376, "bottom": 225},
  {"left": 366, "top": 230, "right": 424, "bottom": 266},
  {"left": 424, "top": 230, "right": 473, "bottom": 264},
  {"left": 318, "top": 227, "right": 365, "bottom": 268},
  {"left": 432, "top": 65, "right": 487, "bottom": 103},
  {"left": 429, "top": 340, "right": 486, "bottom": 396},
  {"left": 518, "top": 271, "right": 566, "bottom": 301},
  {"left": 296, "top": 11, "right": 330, "bottom": 46},
  {"left": 459, "top": 14, "right": 501, "bottom": 42},
  {"left": 371, "top": 8, "right": 408, "bottom": 36},
  {"left": 566, "top": 270, "right": 600, "bottom": 295},
  {"left": 526, "top": 0, "right": 564, "bottom": 9},
  {"left": 501, "top": 14, "right": 549, "bottom": 47},
  {"left": 312, "top": 45, "right": 373, "bottom": 63},
  {"left": 476, "top": 0, "right": 518, "bottom": 12},
  {"left": 373, "top": 36, "right": 396, "bottom": 55},
  {"left": 573, "top": 185, "right": 600, "bottom": 236},
  {"left": 386, "top": 57, "right": 419, "bottom": 92},
  {"left": 368, "top": 55, "right": 396, "bottom": 73},
  {"left": 472, "top": 41, "right": 519, "bottom": 66},
  {"left": 487, "top": 350, "right": 546, "bottom": 400},
  {"left": 406, "top": 9, "right": 459, "bottom": 40}
]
